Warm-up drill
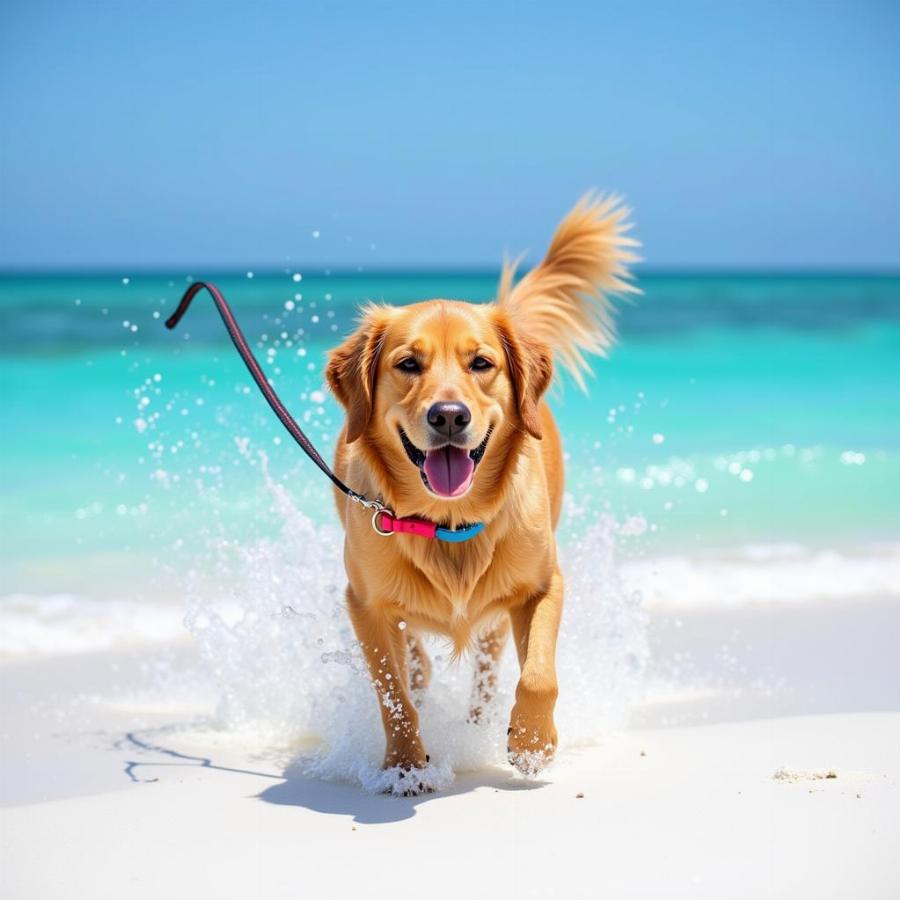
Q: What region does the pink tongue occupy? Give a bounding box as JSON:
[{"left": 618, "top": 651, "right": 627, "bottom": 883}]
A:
[{"left": 423, "top": 446, "right": 475, "bottom": 497}]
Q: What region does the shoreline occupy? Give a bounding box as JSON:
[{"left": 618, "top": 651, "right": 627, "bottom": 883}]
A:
[{"left": 3, "top": 539, "right": 899, "bottom": 661}]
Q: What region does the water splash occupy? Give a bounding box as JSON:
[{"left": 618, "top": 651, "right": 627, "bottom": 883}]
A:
[{"left": 182, "top": 449, "right": 648, "bottom": 792}]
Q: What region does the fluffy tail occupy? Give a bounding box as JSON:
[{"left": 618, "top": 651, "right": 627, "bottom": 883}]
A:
[{"left": 497, "top": 193, "right": 639, "bottom": 388}]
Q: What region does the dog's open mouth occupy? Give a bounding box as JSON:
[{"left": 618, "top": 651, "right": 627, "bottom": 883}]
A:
[{"left": 399, "top": 427, "right": 492, "bottom": 498}]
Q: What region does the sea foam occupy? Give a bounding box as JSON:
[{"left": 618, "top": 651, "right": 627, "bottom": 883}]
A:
[
  {"left": 0, "top": 593, "right": 186, "bottom": 658},
  {"left": 623, "top": 543, "right": 900, "bottom": 608}
]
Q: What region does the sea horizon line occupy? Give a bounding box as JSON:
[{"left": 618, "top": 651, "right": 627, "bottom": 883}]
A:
[{"left": 1, "top": 265, "right": 899, "bottom": 279}]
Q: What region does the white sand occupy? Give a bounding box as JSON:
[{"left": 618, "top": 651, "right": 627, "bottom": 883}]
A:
[{"left": 2, "top": 599, "right": 899, "bottom": 899}]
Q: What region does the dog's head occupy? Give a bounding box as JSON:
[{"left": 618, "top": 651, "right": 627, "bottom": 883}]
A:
[
  {"left": 325, "top": 195, "right": 638, "bottom": 508},
  {"left": 326, "top": 300, "right": 552, "bottom": 503}
]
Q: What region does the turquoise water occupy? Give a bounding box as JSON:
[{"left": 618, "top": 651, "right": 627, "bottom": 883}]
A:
[{"left": 2, "top": 271, "right": 899, "bottom": 597}]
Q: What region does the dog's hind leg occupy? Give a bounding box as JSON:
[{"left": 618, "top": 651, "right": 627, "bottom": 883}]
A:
[
  {"left": 468, "top": 616, "right": 511, "bottom": 724},
  {"left": 406, "top": 633, "right": 432, "bottom": 692}
]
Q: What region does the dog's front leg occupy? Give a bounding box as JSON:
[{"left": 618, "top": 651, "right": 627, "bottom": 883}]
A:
[
  {"left": 507, "top": 568, "right": 563, "bottom": 774},
  {"left": 345, "top": 586, "right": 428, "bottom": 771}
]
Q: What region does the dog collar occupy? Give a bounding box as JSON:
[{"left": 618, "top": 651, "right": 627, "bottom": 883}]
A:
[{"left": 374, "top": 510, "right": 485, "bottom": 543}]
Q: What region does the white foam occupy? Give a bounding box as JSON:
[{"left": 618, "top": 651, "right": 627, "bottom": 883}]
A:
[
  {"left": 4, "top": 541, "right": 896, "bottom": 666},
  {"left": 0, "top": 594, "right": 186, "bottom": 658},
  {"left": 622, "top": 543, "right": 900, "bottom": 608}
]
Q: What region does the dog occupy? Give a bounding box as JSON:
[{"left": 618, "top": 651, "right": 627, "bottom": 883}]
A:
[{"left": 325, "top": 195, "right": 637, "bottom": 788}]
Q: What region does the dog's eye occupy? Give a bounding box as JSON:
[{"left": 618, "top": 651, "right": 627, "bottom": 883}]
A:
[
  {"left": 396, "top": 357, "right": 421, "bottom": 374},
  {"left": 470, "top": 356, "right": 494, "bottom": 371}
]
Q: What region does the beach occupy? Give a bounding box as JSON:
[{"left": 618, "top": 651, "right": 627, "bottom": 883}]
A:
[
  {"left": 4, "top": 0, "right": 899, "bottom": 892},
  {"left": 3, "top": 594, "right": 899, "bottom": 898},
  {"left": 2, "top": 271, "right": 899, "bottom": 896}
]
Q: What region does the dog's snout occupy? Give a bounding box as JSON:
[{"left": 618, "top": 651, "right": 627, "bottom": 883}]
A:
[{"left": 426, "top": 401, "right": 471, "bottom": 440}]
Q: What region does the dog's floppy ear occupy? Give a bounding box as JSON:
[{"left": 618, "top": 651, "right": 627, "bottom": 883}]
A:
[
  {"left": 326, "top": 305, "right": 391, "bottom": 443},
  {"left": 494, "top": 313, "right": 553, "bottom": 440}
]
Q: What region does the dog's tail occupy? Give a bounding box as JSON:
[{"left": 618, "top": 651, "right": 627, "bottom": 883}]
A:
[{"left": 497, "top": 193, "right": 639, "bottom": 388}]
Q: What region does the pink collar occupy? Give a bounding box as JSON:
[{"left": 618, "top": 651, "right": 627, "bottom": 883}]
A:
[{"left": 373, "top": 508, "right": 485, "bottom": 543}]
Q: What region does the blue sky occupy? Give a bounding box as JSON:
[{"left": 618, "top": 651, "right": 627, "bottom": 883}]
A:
[{"left": 1, "top": 1, "right": 898, "bottom": 270}]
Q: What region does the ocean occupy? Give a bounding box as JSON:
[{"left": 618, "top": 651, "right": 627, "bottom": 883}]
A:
[{"left": 2, "top": 270, "right": 899, "bottom": 652}]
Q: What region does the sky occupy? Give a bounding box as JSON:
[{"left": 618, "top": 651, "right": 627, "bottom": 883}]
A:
[{"left": 1, "top": 0, "right": 898, "bottom": 270}]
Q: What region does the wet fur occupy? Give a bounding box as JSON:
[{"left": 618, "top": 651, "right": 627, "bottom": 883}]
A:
[{"left": 325, "top": 194, "right": 637, "bottom": 783}]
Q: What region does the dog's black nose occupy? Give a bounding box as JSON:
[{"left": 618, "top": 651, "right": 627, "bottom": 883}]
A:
[{"left": 427, "top": 401, "right": 471, "bottom": 440}]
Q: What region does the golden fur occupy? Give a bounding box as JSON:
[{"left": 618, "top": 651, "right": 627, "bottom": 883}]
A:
[{"left": 325, "top": 195, "right": 637, "bottom": 785}]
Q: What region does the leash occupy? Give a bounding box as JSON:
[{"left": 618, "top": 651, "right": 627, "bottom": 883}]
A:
[{"left": 165, "top": 281, "right": 484, "bottom": 543}]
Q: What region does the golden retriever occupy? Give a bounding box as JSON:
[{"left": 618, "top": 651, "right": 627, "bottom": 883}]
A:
[{"left": 325, "top": 195, "right": 637, "bottom": 789}]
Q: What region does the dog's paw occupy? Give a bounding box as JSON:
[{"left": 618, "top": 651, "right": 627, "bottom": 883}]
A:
[
  {"left": 375, "top": 761, "right": 451, "bottom": 797},
  {"left": 507, "top": 745, "right": 555, "bottom": 777},
  {"left": 507, "top": 709, "right": 558, "bottom": 777},
  {"left": 383, "top": 745, "right": 429, "bottom": 771}
]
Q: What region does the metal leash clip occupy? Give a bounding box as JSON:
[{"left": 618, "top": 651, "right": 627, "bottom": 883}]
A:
[{"left": 349, "top": 493, "right": 396, "bottom": 537}]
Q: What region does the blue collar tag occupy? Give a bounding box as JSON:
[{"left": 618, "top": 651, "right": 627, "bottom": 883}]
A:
[{"left": 435, "top": 522, "right": 485, "bottom": 543}]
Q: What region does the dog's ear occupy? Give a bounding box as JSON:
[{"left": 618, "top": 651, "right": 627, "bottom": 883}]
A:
[
  {"left": 494, "top": 314, "right": 553, "bottom": 440},
  {"left": 326, "top": 306, "right": 391, "bottom": 443}
]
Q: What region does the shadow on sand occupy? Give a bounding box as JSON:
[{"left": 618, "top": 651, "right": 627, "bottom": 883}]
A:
[
  {"left": 259, "top": 760, "right": 543, "bottom": 824},
  {"left": 116, "top": 729, "right": 543, "bottom": 825}
]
